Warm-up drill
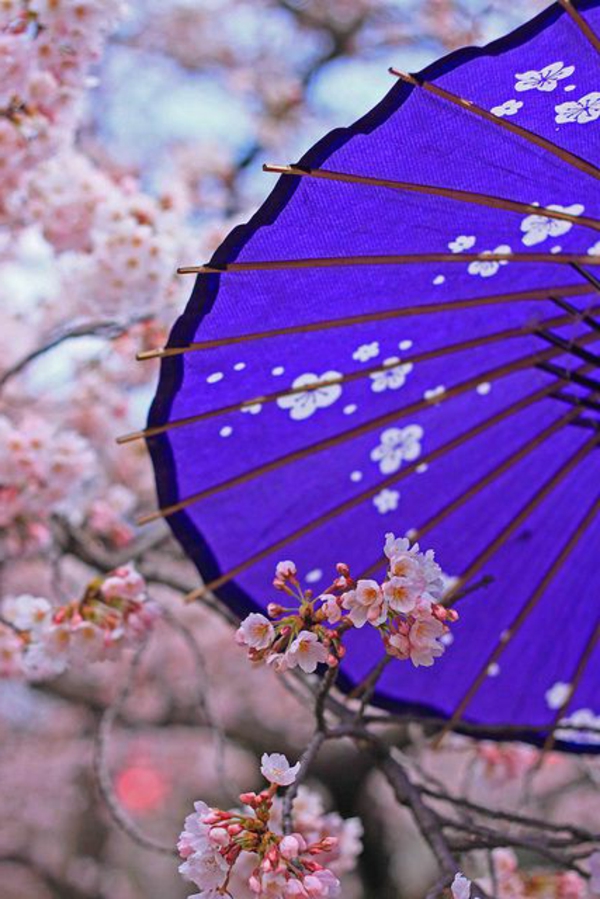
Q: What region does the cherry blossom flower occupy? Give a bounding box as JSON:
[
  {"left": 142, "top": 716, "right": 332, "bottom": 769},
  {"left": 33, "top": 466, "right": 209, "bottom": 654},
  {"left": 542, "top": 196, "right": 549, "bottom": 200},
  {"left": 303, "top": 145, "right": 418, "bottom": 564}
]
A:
[
  {"left": 451, "top": 872, "right": 471, "bottom": 899},
  {"left": 520, "top": 203, "right": 584, "bottom": 246},
  {"left": 341, "top": 579, "right": 387, "bottom": 628},
  {"left": 369, "top": 357, "right": 413, "bottom": 393},
  {"left": 490, "top": 99, "right": 523, "bottom": 117},
  {"left": 286, "top": 630, "right": 330, "bottom": 673},
  {"left": 467, "top": 245, "right": 511, "bottom": 277},
  {"left": 276, "top": 372, "right": 342, "bottom": 420},
  {"left": 237, "top": 613, "right": 276, "bottom": 650},
  {"left": 555, "top": 92, "right": 600, "bottom": 124},
  {"left": 370, "top": 424, "right": 424, "bottom": 474},
  {"left": 515, "top": 61, "right": 574, "bottom": 92},
  {"left": 260, "top": 752, "right": 301, "bottom": 786}
]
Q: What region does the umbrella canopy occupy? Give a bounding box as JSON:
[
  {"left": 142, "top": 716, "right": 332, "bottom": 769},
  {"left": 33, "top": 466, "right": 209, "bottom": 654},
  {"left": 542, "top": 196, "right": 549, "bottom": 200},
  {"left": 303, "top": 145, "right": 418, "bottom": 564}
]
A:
[{"left": 134, "top": 0, "right": 600, "bottom": 750}]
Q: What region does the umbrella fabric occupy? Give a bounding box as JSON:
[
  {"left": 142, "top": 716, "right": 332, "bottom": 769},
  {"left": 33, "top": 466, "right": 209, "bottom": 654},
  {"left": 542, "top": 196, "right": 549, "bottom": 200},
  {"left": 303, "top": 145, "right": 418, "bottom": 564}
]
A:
[{"left": 145, "top": 0, "right": 600, "bottom": 750}]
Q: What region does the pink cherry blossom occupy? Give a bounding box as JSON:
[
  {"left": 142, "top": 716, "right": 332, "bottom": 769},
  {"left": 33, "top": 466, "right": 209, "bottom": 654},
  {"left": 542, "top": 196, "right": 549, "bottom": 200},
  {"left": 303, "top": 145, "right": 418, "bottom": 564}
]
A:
[
  {"left": 341, "top": 579, "right": 387, "bottom": 628},
  {"left": 238, "top": 613, "right": 276, "bottom": 650},
  {"left": 286, "top": 630, "right": 330, "bottom": 673},
  {"left": 260, "top": 752, "right": 301, "bottom": 786}
]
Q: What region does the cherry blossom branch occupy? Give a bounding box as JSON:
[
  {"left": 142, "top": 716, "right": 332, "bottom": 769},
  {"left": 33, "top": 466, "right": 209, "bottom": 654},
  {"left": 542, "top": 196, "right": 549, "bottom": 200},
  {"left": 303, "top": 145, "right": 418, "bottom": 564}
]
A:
[
  {"left": 0, "top": 316, "right": 152, "bottom": 391},
  {"left": 93, "top": 637, "right": 178, "bottom": 857}
]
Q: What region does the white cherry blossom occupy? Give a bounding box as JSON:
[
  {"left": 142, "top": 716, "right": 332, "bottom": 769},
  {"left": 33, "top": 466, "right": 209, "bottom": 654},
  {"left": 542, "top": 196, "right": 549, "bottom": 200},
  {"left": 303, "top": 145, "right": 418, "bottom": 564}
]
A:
[
  {"left": 370, "top": 425, "right": 424, "bottom": 474},
  {"left": 286, "top": 630, "right": 329, "bottom": 673},
  {"left": 373, "top": 488, "right": 400, "bottom": 514},
  {"left": 515, "top": 61, "right": 574, "bottom": 92},
  {"left": 276, "top": 371, "right": 342, "bottom": 420},
  {"left": 451, "top": 872, "right": 472, "bottom": 899},
  {"left": 352, "top": 341, "right": 379, "bottom": 362},
  {"left": 467, "top": 245, "right": 511, "bottom": 278},
  {"left": 260, "top": 752, "right": 301, "bottom": 785},
  {"left": 448, "top": 234, "right": 476, "bottom": 253},
  {"left": 520, "top": 203, "right": 584, "bottom": 246},
  {"left": 555, "top": 91, "right": 600, "bottom": 124},
  {"left": 237, "top": 613, "right": 275, "bottom": 650},
  {"left": 490, "top": 99, "right": 523, "bottom": 117},
  {"left": 370, "top": 357, "right": 413, "bottom": 393}
]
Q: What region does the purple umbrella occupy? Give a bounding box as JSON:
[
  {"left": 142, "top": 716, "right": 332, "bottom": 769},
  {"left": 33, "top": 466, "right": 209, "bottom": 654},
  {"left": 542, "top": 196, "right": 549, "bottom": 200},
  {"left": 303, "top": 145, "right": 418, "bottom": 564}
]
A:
[{"left": 127, "top": 0, "right": 600, "bottom": 750}]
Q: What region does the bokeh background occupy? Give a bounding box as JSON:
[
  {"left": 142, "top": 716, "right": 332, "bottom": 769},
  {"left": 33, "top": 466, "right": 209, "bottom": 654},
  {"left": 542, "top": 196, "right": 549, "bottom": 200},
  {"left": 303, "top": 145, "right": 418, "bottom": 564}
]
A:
[{"left": 6, "top": 2, "right": 599, "bottom": 898}]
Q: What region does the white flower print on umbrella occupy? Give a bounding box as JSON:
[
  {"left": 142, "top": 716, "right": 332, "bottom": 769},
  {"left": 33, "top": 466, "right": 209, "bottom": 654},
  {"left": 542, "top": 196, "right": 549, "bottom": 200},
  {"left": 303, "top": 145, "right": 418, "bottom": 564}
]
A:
[
  {"left": 352, "top": 341, "right": 379, "bottom": 362},
  {"left": 490, "top": 99, "right": 523, "bottom": 117},
  {"left": 520, "top": 203, "right": 584, "bottom": 246},
  {"left": 448, "top": 234, "right": 476, "bottom": 253},
  {"left": 373, "top": 488, "right": 400, "bottom": 514},
  {"left": 277, "top": 371, "right": 342, "bottom": 420},
  {"left": 370, "top": 357, "right": 413, "bottom": 393},
  {"left": 545, "top": 681, "right": 572, "bottom": 710},
  {"left": 555, "top": 92, "right": 600, "bottom": 124},
  {"left": 370, "top": 425, "right": 424, "bottom": 474},
  {"left": 515, "top": 61, "right": 574, "bottom": 92},
  {"left": 588, "top": 240, "right": 600, "bottom": 256},
  {"left": 467, "top": 245, "right": 511, "bottom": 278}
]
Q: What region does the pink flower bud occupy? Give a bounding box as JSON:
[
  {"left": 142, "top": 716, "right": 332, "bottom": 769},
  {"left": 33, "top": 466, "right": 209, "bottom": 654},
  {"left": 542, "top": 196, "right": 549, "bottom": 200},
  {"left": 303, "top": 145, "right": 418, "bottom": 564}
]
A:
[
  {"left": 227, "top": 823, "right": 243, "bottom": 835},
  {"left": 280, "top": 835, "right": 301, "bottom": 859},
  {"left": 319, "top": 837, "right": 337, "bottom": 851},
  {"left": 208, "top": 827, "right": 229, "bottom": 846},
  {"left": 446, "top": 609, "right": 459, "bottom": 622},
  {"left": 239, "top": 792, "right": 257, "bottom": 804},
  {"left": 336, "top": 562, "right": 350, "bottom": 576},
  {"left": 267, "top": 603, "right": 284, "bottom": 618}
]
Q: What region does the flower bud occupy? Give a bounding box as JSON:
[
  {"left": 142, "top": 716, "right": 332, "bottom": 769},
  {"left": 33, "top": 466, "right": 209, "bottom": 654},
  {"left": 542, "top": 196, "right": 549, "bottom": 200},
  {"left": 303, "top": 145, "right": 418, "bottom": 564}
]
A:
[
  {"left": 267, "top": 603, "right": 285, "bottom": 618},
  {"left": 280, "top": 835, "right": 301, "bottom": 859},
  {"left": 208, "top": 827, "right": 229, "bottom": 846}
]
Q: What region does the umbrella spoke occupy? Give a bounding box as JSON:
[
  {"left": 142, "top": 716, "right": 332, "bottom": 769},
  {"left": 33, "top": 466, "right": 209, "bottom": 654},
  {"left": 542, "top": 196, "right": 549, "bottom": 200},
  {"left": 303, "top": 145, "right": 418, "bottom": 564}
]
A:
[
  {"left": 436, "top": 482, "right": 600, "bottom": 746},
  {"left": 558, "top": 0, "right": 600, "bottom": 54},
  {"left": 179, "top": 252, "right": 600, "bottom": 275},
  {"left": 183, "top": 383, "right": 580, "bottom": 603},
  {"left": 138, "top": 284, "right": 596, "bottom": 361},
  {"left": 138, "top": 333, "right": 599, "bottom": 525},
  {"left": 263, "top": 163, "right": 600, "bottom": 232},
  {"left": 120, "top": 305, "right": 599, "bottom": 445},
  {"left": 444, "top": 434, "right": 600, "bottom": 606},
  {"left": 356, "top": 400, "right": 591, "bottom": 581},
  {"left": 542, "top": 620, "right": 600, "bottom": 754},
  {"left": 390, "top": 69, "right": 600, "bottom": 182}
]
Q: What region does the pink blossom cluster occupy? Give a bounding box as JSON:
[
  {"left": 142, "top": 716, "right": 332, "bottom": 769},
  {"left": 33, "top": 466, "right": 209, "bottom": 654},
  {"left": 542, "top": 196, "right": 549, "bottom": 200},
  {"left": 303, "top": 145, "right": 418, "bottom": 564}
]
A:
[
  {"left": 0, "top": 0, "right": 125, "bottom": 213},
  {"left": 178, "top": 752, "right": 362, "bottom": 899},
  {"left": 0, "top": 563, "right": 158, "bottom": 679},
  {"left": 236, "top": 534, "right": 457, "bottom": 674},
  {"left": 0, "top": 413, "right": 95, "bottom": 556}
]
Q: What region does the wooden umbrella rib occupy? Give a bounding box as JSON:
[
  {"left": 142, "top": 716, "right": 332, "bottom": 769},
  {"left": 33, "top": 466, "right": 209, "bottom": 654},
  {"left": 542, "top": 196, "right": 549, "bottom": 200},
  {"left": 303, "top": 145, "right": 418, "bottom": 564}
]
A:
[
  {"left": 444, "top": 433, "right": 600, "bottom": 606},
  {"left": 183, "top": 382, "right": 563, "bottom": 602},
  {"left": 537, "top": 361, "right": 600, "bottom": 392},
  {"left": 119, "top": 306, "right": 594, "bottom": 445},
  {"left": 558, "top": 0, "right": 600, "bottom": 53},
  {"left": 263, "top": 163, "right": 600, "bottom": 232},
  {"left": 553, "top": 390, "right": 600, "bottom": 414},
  {"left": 570, "top": 262, "right": 600, "bottom": 292},
  {"left": 356, "top": 401, "right": 588, "bottom": 581},
  {"left": 549, "top": 294, "right": 600, "bottom": 333},
  {"left": 178, "top": 252, "right": 600, "bottom": 275},
  {"left": 437, "top": 481, "right": 600, "bottom": 746},
  {"left": 542, "top": 620, "right": 600, "bottom": 754},
  {"left": 137, "top": 332, "right": 599, "bottom": 525},
  {"left": 390, "top": 68, "right": 600, "bottom": 182},
  {"left": 138, "top": 284, "right": 596, "bottom": 361}
]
